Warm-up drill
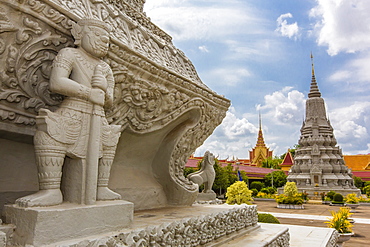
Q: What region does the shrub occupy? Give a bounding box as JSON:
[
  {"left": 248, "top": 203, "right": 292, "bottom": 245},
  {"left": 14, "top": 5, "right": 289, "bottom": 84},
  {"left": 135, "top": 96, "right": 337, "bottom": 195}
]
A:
[
  {"left": 266, "top": 186, "right": 277, "bottom": 195},
  {"left": 260, "top": 188, "right": 269, "bottom": 194},
  {"left": 275, "top": 194, "right": 303, "bottom": 205},
  {"left": 251, "top": 188, "right": 258, "bottom": 197},
  {"left": 258, "top": 213, "right": 280, "bottom": 224},
  {"left": 283, "top": 182, "right": 298, "bottom": 197},
  {"left": 364, "top": 181, "right": 370, "bottom": 187},
  {"left": 250, "top": 181, "right": 264, "bottom": 191},
  {"left": 326, "top": 191, "right": 336, "bottom": 201},
  {"left": 320, "top": 192, "right": 326, "bottom": 200},
  {"left": 344, "top": 193, "right": 360, "bottom": 204},
  {"left": 325, "top": 207, "right": 353, "bottom": 233},
  {"left": 363, "top": 185, "right": 370, "bottom": 196},
  {"left": 299, "top": 191, "right": 309, "bottom": 201},
  {"left": 255, "top": 192, "right": 276, "bottom": 199},
  {"left": 226, "top": 181, "right": 253, "bottom": 205},
  {"left": 333, "top": 193, "right": 344, "bottom": 203}
]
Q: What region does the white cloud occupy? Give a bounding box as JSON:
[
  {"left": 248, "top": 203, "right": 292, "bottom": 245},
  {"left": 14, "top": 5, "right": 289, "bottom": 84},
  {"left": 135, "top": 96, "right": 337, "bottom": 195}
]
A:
[
  {"left": 328, "top": 52, "right": 370, "bottom": 92},
  {"left": 194, "top": 109, "right": 258, "bottom": 159},
  {"left": 207, "top": 67, "right": 252, "bottom": 87},
  {"left": 259, "top": 87, "right": 306, "bottom": 125},
  {"left": 276, "top": 13, "right": 300, "bottom": 40},
  {"left": 328, "top": 101, "right": 370, "bottom": 154},
  {"left": 144, "top": 1, "right": 266, "bottom": 41},
  {"left": 198, "top": 45, "right": 209, "bottom": 53},
  {"left": 310, "top": 0, "right": 370, "bottom": 56}
]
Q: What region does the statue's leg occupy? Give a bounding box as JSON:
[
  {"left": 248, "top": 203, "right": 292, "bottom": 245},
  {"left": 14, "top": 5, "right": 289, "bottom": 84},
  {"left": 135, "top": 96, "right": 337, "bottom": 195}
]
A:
[
  {"left": 96, "top": 147, "right": 121, "bottom": 200},
  {"left": 16, "top": 131, "right": 65, "bottom": 207}
]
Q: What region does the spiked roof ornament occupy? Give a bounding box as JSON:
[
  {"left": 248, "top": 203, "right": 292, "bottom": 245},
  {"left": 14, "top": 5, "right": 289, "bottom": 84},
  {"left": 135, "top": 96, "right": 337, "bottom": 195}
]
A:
[{"left": 308, "top": 53, "right": 321, "bottom": 98}]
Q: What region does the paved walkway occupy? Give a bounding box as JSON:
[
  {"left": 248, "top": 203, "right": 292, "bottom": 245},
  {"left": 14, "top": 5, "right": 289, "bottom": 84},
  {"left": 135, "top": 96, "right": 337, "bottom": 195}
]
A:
[{"left": 253, "top": 200, "right": 370, "bottom": 246}]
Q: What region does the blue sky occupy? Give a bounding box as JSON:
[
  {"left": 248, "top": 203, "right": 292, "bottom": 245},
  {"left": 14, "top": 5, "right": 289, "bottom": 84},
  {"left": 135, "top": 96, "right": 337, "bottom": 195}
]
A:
[{"left": 144, "top": 0, "right": 370, "bottom": 159}]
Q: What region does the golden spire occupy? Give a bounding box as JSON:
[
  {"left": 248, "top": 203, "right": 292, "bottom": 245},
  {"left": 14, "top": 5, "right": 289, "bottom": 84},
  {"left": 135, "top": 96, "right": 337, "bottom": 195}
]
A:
[{"left": 256, "top": 113, "right": 266, "bottom": 147}]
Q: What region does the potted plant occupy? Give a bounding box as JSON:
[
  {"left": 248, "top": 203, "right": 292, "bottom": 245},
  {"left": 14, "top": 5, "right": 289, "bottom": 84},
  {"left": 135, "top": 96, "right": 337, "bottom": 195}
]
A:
[
  {"left": 325, "top": 207, "right": 354, "bottom": 246},
  {"left": 323, "top": 196, "right": 332, "bottom": 205},
  {"left": 344, "top": 193, "right": 360, "bottom": 212},
  {"left": 330, "top": 193, "right": 345, "bottom": 206}
]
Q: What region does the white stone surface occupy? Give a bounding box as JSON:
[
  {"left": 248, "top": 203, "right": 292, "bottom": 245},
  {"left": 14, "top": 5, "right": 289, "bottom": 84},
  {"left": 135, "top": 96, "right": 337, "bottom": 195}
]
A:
[
  {"left": 4, "top": 200, "right": 133, "bottom": 246},
  {"left": 223, "top": 223, "right": 337, "bottom": 247},
  {"left": 0, "top": 231, "right": 5, "bottom": 247}
]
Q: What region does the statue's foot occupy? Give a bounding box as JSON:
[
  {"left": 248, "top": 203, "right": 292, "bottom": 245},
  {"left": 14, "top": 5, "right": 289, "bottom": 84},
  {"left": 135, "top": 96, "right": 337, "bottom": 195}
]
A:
[
  {"left": 97, "top": 187, "right": 121, "bottom": 200},
  {"left": 15, "top": 189, "right": 63, "bottom": 207}
]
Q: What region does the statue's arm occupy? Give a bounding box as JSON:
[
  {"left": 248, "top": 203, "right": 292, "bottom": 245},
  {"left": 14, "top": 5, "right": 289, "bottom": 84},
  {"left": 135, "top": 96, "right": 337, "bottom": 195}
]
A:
[
  {"left": 104, "top": 67, "right": 114, "bottom": 109},
  {"left": 49, "top": 49, "right": 90, "bottom": 99}
]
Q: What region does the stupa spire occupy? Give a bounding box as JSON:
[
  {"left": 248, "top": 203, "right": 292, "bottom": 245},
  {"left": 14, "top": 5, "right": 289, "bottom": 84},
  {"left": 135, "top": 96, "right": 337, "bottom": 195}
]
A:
[{"left": 308, "top": 53, "right": 321, "bottom": 98}]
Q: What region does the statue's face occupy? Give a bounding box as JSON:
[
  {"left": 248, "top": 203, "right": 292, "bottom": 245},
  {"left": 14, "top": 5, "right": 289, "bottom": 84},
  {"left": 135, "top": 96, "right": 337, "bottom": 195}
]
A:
[{"left": 80, "top": 25, "right": 109, "bottom": 58}]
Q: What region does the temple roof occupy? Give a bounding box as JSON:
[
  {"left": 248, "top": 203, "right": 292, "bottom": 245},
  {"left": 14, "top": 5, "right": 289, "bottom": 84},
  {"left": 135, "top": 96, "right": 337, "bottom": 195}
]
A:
[{"left": 280, "top": 151, "right": 294, "bottom": 167}]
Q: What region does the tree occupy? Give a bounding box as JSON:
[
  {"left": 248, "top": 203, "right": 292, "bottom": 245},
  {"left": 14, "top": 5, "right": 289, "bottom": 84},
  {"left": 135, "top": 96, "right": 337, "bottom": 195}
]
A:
[
  {"left": 212, "top": 159, "right": 229, "bottom": 195},
  {"left": 262, "top": 156, "right": 282, "bottom": 169},
  {"left": 279, "top": 145, "right": 299, "bottom": 159},
  {"left": 250, "top": 181, "right": 264, "bottom": 191},
  {"left": 264, "top": 170, "right": 287, "bottom": 188},
  {"left": 224, "top": 164, "right": 238, "bottom": 186},
  {"left": 184, "top": 167, "right": 197, "bottom": 177},
  {"left": 226, "top": 181, "right": 253, "bottom": 205},
  {"left": 353, "top": 176, "right": 363, "bottom": 189}
]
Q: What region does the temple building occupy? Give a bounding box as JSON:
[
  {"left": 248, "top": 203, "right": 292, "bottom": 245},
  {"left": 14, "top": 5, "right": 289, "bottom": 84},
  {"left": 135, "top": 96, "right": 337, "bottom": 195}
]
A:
[
  {"left": 280, "top": 151, "right": 294, "bottom": 172},
  {"left": 249, "top": 114, "right": 273, "bottom": 167},
  {"left": 286, "top": 56, "right": 360, "bottom": 196}
]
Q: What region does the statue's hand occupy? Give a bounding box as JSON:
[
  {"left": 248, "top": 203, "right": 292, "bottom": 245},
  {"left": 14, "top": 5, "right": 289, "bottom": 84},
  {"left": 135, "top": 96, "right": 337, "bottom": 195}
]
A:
[
  {"left": 90, "top": 88, "right": 105, "bottom": 106},
  {"left": 91, "top": 73, "right": 108, "bottom": 92}
]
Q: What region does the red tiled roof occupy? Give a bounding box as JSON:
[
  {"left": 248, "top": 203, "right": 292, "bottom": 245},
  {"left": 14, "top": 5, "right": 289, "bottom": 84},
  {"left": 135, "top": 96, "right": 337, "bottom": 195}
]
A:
[
  {"left": 280, "top": 151, "right": 293, "bottom": 167},
  {"left": 185, "top": 158, "right": 278, "bottom": 179},
  {"left": 352, "top": 171, "right": 370, "bottom": 181}
]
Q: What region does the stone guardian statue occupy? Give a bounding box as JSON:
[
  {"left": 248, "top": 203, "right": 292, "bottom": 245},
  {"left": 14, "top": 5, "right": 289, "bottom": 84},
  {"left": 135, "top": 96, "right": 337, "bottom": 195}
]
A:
[
  {"left": 16, "top": 18, "right": 121, "bottom": 207},
  {"left": 187, "top": 151, "right": 217, "bottom": 200}
]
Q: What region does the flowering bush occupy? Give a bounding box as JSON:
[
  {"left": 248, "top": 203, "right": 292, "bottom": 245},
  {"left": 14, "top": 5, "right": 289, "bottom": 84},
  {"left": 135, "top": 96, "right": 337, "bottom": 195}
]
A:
[
  {"left": 226, "top": 181, "right": 253, "bottom": 205},
  {"left": 283, "top": 182, "right": 298, "bottom": 197},
  {"left": 275, "top": 194, "right": 303, "bottom": 205},
  {"left": 255, "top": 192, "right": 276, "bottom": 199},
  {"left": 344, "top": 193, "right": 360, "bottom": 204},
  {"left": 275, "top": 182, "right": 304, "bottom": 205},
  {"left": 325, "top": 207, "right": 353, "bottom": 233}
]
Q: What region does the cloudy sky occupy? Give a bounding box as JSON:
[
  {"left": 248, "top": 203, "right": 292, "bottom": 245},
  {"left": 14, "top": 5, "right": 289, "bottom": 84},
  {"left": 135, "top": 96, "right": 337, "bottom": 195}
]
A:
[{"left": 144, "top": 0, "right": 370, "bottom": 159}]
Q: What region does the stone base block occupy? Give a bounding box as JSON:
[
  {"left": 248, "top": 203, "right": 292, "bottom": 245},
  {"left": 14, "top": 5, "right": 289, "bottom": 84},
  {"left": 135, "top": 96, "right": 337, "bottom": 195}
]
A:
[
  {"left": 277, "top": 204, "right": 304, "bottom": 209},
  {"left": 196, "top": 191, "right": 216, "bottom": 201},
  {"left": 4, "top": 200, "right": 133, "bottom": 246}
]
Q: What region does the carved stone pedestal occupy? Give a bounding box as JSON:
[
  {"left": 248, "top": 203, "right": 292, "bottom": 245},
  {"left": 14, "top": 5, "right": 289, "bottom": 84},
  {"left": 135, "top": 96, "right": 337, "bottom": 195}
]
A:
[
  {"left": 197, "top": 191, "right": 217, "bottom": 201},
  {"left": 4, "top": 200, "right": 133, "bottom": 246}
]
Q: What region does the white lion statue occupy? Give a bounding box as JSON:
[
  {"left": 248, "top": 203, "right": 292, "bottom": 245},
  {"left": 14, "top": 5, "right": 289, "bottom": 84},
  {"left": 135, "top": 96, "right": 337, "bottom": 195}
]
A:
[{"left": 187, "top": 151, "right": 216, "bottom": 194}]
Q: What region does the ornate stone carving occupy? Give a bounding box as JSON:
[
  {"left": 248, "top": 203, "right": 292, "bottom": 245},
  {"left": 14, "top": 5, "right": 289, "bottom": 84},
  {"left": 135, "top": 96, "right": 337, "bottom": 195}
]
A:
[
  {"left": 0, "top": 1, "right": 72, "bottom": 126},
  {"left": 56, "top": 205, "right": 259, "bottom": 247}
]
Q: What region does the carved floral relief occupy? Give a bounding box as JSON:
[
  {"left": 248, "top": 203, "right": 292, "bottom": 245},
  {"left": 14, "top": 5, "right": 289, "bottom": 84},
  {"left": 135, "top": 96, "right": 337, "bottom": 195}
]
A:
[{"left": 0, "top": 1, "right": 73, "bottom": 126}]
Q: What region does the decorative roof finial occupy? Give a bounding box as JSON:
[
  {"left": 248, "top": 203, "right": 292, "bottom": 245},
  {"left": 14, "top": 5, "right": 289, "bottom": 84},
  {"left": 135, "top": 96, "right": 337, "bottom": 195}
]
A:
[
  {"left": 311, "top": 52, "right": 315, "bottom": 77},
  {"left": 259, "top": 111, "right": 262, "bottom": 130},
  {"left": 308, "top": 53, "right": 321, "bottom": 98}
]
